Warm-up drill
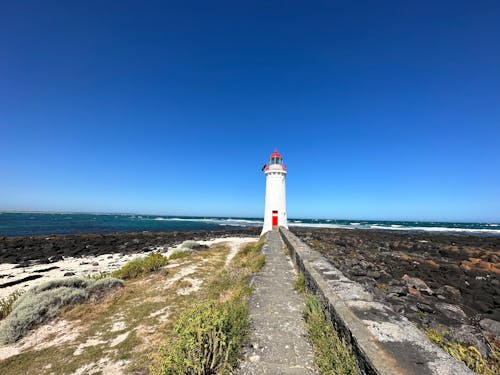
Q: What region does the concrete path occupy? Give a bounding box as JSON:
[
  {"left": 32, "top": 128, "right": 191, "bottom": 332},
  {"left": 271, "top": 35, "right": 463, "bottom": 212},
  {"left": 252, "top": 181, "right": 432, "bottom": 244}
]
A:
[{"left": 239, "top": 231, "right": 317, "bottom": 374}]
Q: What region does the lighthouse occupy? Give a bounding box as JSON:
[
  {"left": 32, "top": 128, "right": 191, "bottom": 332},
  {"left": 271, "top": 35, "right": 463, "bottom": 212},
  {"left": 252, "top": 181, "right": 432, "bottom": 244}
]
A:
[{"left": 261, "top": 150, "right": 288, "bottom": 235}]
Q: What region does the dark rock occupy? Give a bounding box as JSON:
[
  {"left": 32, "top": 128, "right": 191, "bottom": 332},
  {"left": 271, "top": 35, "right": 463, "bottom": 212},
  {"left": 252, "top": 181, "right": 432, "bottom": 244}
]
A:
[
  {"left": 435, "top": 303, "right": 467, "bottom": 322},
  {"left": 436, "top": 285, "right": 461, "bottom": 301},
  {"left": 92, "top": 262, "right": 99, "bottom": 266},
  {"left": 352, "top": 267, "right": 367, "bottom": 276},
  {"left": 366, "top": 270, "right": 381, "bottom": 279},
  {"left": 479, "top": 318, "right": 500, "bottom": 336},
  {"left": 416, "top": 303, "right": 434, "bottom": 314},
  {"left": 387, "top": 286, "right": 407, "bottom": 296},
  {"left": 64, "top": 272, "right": 76, "bottom": 276}
]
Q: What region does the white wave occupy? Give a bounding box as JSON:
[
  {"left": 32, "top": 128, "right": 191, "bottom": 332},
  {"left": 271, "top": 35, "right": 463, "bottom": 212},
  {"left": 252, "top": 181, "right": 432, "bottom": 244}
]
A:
[
  {"left": 288, "top": 222, "right": 500, "bottom": 235},
  {"left": 149, "top": 217, "right": 262, "bottom": 226},
  {"left": 289, "top": 222, "right": 356, "bottom": 229},
  {"left": 224, "top": 219, "right": 262, "bottom": 224},
  {"left": 391, "top": 224, "right": 403, "bottom": 228},
  {"left": 350, "top": 222, "right": 361, "bottom": 225},
  {"left": 367, "top": 225, "right": 500, "bottom": 234}
]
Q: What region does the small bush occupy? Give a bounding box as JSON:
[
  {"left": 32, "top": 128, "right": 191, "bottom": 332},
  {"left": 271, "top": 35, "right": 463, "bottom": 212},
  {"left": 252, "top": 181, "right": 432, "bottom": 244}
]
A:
[
  {"left": 143, "top": 253, "right": 169, "bottom": 273},
  {"left": 304, "top": 294, "right": 359, "bottom": 375},
  {"left": 295, "top": 272, "right": 306, "bottom": 294},
  {"left": 425, "top": 328, "right": 499, "bottom": 375},
  {"left": 151, "top": 300, "right": 248, "bottom": 375},
  {"left": 112, "top": 253, "right": 168, "bottom": 280},
  {"left": 0, "top": 290, "right": 25, "bottom": 320},
  {"left": 112, "top": 259, "right": 144, "bottom": 279},
  {"left": 0, "top": 277, "right": 123, "bottom": 344},
  {"left": 180, "top": 240, "right": 200, "bottom": 249}
]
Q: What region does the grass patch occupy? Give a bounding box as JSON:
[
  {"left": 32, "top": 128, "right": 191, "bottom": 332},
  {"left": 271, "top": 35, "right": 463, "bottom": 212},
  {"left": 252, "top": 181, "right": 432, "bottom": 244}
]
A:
[
  {"left": 295, "top": 272, "right": 306, "bottom": 294},
  {"left": 86, "top": 271, "right": 111, "bottom": 280},
  {"left": 231, "top": 237, "right": 266, "bottom": 273},
  {"left": 309, "top": 239, "right": 326, "bottom": 253},
  {"left": 111, "top": 252, "right": 168, "bottom": 280},
  {"left": 304, "top": 294, "right": 359, "bottom": 375},
  {"left": 0, "top": 277, "right": 123, "bottom": 344},
  {"left": 169, "top": 252, "right": 191, "bottom": 261},
  {"left": 425, "top": 328, "right": 500, "bottom": 375},
  {"left": 283, "top": 244, "right": 290, "bottom": 257},
  {"left": 151, "top": 237, "right": 265, "bottom": 375},
  {"left": 0, "top": 290, "right": 24, "bottom": 320}
]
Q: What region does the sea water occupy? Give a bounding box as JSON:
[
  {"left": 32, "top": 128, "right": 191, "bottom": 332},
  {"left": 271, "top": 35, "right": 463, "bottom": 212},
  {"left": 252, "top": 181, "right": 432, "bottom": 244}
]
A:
[{"left": 0, "top": 212, "right": 499, "bottom": 237}]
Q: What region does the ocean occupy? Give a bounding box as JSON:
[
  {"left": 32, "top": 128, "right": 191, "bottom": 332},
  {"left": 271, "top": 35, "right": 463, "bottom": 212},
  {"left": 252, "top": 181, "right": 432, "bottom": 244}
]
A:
[{"left": 0, "top": 212, "right": 499, "bottom": 237}]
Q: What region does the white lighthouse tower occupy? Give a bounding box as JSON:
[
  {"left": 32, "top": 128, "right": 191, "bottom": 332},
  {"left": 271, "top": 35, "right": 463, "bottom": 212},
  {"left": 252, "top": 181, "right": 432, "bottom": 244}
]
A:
[{"left": 261, "top": 150, "right": 288, "bottom": 235}]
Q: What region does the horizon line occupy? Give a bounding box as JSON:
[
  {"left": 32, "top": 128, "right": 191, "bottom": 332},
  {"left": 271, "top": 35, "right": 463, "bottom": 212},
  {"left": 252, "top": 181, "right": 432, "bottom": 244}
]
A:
[{"left": 0, "top": 210, "right": 498, "bottom": 225}]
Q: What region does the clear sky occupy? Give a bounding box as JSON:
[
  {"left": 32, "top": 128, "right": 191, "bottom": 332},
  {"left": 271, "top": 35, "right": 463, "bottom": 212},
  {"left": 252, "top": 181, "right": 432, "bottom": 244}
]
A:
[{"left": 1, "top": 1, "right": 499, "bottom": 222}]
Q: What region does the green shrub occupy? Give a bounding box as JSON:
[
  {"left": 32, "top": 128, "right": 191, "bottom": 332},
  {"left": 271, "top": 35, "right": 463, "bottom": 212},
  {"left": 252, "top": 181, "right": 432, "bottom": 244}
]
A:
[
  {"left": 0, "top": 290, "right": 25, "bottom": 320},
  {"left": 111, "top": 253, "right": 168, "bottom": 280},
  {"left": 425, "top": 328, "right": 499, "bottom": 375},
  {"left": 0, "top": 277, "right": 123, "bottom": 344},
  {"left": 295, "top": 272, "right": 306, "bottom": 294},
  {"left": 304, "top": 294, "right": 359, "bottom": 375},
  {"left": 112, "top": 259, "right": 144, "bottom": 279},
  {"left": 151, "top": 300, "right": 248, "bottom": 375},
  {"left": 143, "top": 252, "right": 169, "bottom": 273}
]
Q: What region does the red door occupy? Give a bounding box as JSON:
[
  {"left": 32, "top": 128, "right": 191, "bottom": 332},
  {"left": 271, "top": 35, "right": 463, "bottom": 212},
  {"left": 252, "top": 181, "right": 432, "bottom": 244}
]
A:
[{"left": 272, "top": 211, "right": 278, "bottom": 227}]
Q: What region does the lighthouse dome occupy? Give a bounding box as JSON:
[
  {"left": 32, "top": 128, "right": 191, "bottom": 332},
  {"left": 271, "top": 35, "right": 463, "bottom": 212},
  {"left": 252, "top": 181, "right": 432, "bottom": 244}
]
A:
[
  {"left": 269, "top": 149, "right": 284, "bottom": 165},
  {"left": 270, "top": 150, "right": 282, "bottom": 159}
]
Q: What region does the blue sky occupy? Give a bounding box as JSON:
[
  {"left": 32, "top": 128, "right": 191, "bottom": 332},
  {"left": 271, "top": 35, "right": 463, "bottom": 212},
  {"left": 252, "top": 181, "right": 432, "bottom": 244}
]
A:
[{"left": 1, "top": 1, "right": 499, "bottom": 222}]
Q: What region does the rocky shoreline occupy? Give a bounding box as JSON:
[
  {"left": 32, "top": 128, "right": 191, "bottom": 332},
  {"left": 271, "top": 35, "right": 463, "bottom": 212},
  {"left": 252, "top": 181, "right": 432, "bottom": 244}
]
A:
[{"left": 293, "top": 227, "right": 500, "bottom": 360}]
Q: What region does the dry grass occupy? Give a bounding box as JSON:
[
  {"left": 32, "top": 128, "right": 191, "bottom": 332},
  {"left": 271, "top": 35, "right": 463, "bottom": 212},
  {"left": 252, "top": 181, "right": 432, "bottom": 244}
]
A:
[
  {"left": 150, "top": 238, "right": 265, "bottom": 375},
  {"left": 0, "top": 243, "right": 235, "bottom": 375}
]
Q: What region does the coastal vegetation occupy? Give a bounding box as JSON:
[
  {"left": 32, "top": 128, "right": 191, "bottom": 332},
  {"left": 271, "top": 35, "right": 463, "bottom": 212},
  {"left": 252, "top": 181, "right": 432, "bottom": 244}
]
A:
[
  {"left": 303, "top": 294, "right": 359, "bottom": 375},
  {"left": 425, "top": 328, "right": 500, "bottom": 375},
  {"left": 0, "top": 290, "right": 24, "bottom": 320},
  {"left": 169, "top": 251, "right": 191, "bottom": 260},
  {"left": 0, "top": 238, "right": 259, "bottom": 374},
  {"left": 111, "top": 252, "right": 168, "bottom": 280},
  {"left": 0, "top": 277, "right": 123, "bottom": 344},
  {"left": 294, "top": 272, "right": 359, "bottom": 375},
  {"left": 150, "top": 238, "right": 265, "bottom": 375},
  {"left": 294, "top": 272, "right": 306, "bottom": 294}
]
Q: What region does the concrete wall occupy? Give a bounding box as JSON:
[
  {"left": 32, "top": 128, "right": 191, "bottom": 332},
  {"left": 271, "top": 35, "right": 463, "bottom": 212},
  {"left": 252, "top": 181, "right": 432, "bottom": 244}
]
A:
[{"left": 280, "top": 227, "right": 474, "bottom": 375}]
